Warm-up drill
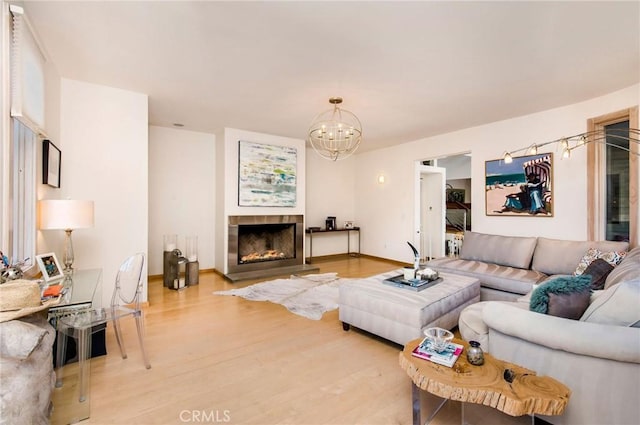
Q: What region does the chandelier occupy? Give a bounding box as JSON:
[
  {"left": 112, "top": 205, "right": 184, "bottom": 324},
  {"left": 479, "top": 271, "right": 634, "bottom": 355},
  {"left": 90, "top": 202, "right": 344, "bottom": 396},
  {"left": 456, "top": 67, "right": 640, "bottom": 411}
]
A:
[
  {"left": 308, "top": 97, "right": 362, "bottom": 161},
  {"left": 503, "top": 128, "right": 640, "bottom": 163}
]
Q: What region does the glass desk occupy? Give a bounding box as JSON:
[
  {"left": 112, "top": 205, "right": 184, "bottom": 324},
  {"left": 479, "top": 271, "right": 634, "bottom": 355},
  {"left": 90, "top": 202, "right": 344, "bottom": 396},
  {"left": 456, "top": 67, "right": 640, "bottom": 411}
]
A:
[{"left": 47, "top": 269, "right": 102, "bottom": 425}]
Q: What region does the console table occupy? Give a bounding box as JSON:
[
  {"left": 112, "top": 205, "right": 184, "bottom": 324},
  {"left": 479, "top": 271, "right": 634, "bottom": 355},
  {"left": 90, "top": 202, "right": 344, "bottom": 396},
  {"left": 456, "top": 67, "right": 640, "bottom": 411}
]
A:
[{"left": 305, "top": 227, "right": 360, "bottom": 263}]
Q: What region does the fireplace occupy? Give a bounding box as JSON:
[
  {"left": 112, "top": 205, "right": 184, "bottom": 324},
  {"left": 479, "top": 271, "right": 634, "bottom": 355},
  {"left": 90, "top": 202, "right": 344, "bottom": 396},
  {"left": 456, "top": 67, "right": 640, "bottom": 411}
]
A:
[{"left": 227, "top": 215, "right": 304, "bottom": 276}]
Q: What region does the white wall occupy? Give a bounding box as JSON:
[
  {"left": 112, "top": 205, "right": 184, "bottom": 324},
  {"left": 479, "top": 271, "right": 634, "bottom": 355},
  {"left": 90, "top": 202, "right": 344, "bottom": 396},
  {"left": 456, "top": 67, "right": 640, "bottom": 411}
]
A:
[
  {"left": 148, "top": 126, "right": 215, "bottom": 275},
  {"left": 215, "top": 128, "right": 306, "bottom": 274},
  {"left": 304, "top": 153, "right": 357, "bottom": 257},
  {"left": 354, "top": 84, "right": 640, "bottom": 264},
  {"left": 55, "top": 79, "right": 148, "bottom": 305}
]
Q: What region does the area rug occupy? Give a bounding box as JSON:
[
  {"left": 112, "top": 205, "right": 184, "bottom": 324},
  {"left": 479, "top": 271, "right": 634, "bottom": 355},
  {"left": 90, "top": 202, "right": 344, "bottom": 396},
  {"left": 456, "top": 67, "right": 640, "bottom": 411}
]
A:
[{"left": 213, "top": 273, "right": 349, "bottom": 320}]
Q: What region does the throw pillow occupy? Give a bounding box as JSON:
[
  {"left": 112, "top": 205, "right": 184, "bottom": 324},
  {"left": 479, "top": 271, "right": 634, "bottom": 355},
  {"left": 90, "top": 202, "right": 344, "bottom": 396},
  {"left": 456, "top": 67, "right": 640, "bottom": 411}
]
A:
[
  {"left": 582, "top": 258, "right": 615, "bottom": 290},
  {"left": 574, "top": 247, "right": 626, "bottom": 276},
  {"left": 530, "top": 275, "right": 592, "bottom": 320}
]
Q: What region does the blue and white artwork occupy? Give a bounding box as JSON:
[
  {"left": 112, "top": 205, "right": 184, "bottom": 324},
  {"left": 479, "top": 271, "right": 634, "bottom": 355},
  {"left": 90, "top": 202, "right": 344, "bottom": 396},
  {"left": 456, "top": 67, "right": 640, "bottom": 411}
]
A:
[{"left": 238, "top": 141, "right": 297, "bottom": 207}]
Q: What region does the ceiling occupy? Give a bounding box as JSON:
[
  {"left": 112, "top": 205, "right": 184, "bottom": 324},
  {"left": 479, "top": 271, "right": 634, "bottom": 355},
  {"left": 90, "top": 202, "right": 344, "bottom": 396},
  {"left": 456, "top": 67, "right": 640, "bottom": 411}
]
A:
[{"left": 23, "top": 1, "right": 640, "bottom": 153}]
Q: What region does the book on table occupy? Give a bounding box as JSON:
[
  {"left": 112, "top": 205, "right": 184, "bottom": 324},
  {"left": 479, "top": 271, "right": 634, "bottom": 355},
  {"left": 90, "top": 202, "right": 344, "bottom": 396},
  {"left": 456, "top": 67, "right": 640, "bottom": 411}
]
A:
[{"left": 411, "top": 337, "right": 464, "bottom": 367}]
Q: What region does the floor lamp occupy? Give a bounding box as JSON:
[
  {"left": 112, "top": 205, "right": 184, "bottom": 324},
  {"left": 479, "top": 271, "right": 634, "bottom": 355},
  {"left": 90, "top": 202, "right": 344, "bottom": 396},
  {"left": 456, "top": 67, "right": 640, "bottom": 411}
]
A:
[{"left": 39, "top": 200, "right": 94, "bottom": 274}]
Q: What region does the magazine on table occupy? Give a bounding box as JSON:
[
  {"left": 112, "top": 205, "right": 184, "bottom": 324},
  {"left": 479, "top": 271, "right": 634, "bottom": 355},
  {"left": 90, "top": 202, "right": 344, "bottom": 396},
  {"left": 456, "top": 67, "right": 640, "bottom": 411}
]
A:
[{"left": 411, "top": 337, "right": 464, "bottom": 367}]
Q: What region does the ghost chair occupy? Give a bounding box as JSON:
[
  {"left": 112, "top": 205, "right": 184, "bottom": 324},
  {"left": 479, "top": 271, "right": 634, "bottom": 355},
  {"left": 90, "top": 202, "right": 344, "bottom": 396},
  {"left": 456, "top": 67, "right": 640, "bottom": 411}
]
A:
[{"left": 56, "top": 253, "right": 151, "bottom": 402}]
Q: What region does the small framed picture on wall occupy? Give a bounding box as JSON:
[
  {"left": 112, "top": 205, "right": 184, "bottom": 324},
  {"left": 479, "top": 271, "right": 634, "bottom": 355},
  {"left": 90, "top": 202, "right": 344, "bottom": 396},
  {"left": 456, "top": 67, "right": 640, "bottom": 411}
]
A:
[{"left": 43, "top": 140, "right": 61, "bottom": 188}]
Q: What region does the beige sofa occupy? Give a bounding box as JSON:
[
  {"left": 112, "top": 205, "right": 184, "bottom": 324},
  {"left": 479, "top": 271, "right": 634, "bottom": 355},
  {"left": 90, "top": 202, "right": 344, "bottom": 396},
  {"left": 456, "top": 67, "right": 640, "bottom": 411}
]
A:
[
  {"left": 458, "top": 246, "right": 640, "bottom": 425},
  {"left": 426, "top": 231, "right": 629, "bottom": 301}
]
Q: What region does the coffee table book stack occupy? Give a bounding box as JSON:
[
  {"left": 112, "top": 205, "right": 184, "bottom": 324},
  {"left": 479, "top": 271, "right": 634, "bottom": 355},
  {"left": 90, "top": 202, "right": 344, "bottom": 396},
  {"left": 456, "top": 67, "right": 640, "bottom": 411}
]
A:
[{"left": 411, "top": 337, "right": 464, "bottom": 367}]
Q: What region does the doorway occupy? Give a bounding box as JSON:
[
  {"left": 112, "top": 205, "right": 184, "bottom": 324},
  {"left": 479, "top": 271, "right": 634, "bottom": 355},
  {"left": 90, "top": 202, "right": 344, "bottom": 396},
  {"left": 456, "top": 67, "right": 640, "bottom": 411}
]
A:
[
  {"left": 415, "top": 153, "right": 472, "bottom": 260},
  {"left": 416, "top": 164, "right": 446, "bottom": 260}
]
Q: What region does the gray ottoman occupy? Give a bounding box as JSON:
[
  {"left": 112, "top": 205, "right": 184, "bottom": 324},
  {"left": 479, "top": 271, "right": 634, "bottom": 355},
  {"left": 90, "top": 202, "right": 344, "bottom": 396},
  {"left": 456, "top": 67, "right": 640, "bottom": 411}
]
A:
[{"left": 339, "top": 270, "right": 480, "bottom": 345}]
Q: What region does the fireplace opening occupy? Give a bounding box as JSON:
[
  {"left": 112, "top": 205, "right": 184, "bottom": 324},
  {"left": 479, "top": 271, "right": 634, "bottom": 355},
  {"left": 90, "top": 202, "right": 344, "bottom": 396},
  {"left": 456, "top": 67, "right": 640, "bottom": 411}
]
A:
[
  {"left": 227, "top": 215, "right": 304, "bottom": 276},
  {"left": 238, "top": 223, "right": 295, "bottom": 264}
]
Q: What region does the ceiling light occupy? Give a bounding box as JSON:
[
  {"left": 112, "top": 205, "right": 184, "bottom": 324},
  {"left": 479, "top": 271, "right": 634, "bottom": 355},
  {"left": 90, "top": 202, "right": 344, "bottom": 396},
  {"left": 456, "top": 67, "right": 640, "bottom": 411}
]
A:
[
  {"left": 308, "top": 97, "right": 362, "bottom": 161},
  {"left": 501, "top": 129, "right": 639, "bottom": 160}
]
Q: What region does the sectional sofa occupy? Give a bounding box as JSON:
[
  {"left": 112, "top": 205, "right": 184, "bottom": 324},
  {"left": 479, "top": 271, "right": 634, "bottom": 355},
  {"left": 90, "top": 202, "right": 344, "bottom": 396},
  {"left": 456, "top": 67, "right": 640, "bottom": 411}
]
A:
[
  {"left": 425, "top": 231, "right": 629, "bottom": 301},
  {"left": 427, "top": 231, "right": 639, "bottom": 425}
]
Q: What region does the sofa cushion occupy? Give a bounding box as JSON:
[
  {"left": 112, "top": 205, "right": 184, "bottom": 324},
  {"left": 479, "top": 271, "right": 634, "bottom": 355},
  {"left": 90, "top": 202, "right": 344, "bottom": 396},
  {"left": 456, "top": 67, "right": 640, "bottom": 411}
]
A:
[
  {"left": 605, "top": 246, "right": 640, "bottom": 289},
  {"left": 459, "top": 231, "right": 537, "bottom": 269},
  {"left": 581, "top": 279, "right": 640, "bottom": 326},
  {"left": 531, "top": 237, "right": 629, "bottom": 276},
  {"left": 574, "top": 247, "right": 626, "bottom": 276},
  {"left": 425, "top": 257, "right": 545, "bottom": 295},
  {"left": 581, "top": 258, "right": 615, "bottom": 290},
  {"left": 530, "top": 275, "right": 592, "bottom": 319}
]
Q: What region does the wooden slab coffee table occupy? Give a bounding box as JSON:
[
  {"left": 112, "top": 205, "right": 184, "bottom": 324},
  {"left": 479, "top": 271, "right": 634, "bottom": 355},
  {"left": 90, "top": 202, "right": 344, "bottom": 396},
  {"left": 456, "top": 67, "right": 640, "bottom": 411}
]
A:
[{"left": 399, "top": 338, "right": 570, "bottom": 425}]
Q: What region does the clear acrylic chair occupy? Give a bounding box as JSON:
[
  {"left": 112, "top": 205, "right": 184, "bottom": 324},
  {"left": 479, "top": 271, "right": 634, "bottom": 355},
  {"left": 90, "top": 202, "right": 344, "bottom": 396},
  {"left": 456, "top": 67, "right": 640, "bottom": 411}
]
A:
[{"left": 56, "top": 253, "right": 151, "bottom": 402}]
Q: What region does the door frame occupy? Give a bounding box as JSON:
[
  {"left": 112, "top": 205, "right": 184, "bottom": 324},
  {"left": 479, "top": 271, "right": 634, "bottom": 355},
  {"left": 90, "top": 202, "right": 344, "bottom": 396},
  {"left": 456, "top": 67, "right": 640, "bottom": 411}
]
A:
[{"left": 414, "top": 162, "right": 446, "bottom": 260}]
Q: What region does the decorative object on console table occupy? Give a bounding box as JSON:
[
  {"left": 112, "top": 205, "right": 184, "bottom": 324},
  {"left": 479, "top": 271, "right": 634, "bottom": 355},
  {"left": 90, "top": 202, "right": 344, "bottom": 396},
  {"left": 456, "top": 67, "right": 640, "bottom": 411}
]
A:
[
  {"left": 485, "top": 153, "right": 553, "bottom": 217},
  {"left": 238, "top": 140, "right": 297, "bottom": 207},
  {"left": 326, "top": 216, "right": 336, "bottom": 230},
  {"left": 344, "top": 221, "right": 354, "bottom": 229},
  {"left": 38, "top": 200, "right": 95, "bottom": 275},
  {"left": 42, "top": 139, "right": 61, "bottom": 188}
]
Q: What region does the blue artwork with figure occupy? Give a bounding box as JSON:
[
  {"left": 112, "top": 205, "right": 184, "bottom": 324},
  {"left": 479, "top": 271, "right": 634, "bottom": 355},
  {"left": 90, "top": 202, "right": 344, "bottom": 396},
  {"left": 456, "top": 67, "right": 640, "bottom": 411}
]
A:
[
  {"left": 485, "top": 153, "right": 553, "bottom": 216},
  {"left": 238, "top": 141, "right": 297, "bottom": 207}
]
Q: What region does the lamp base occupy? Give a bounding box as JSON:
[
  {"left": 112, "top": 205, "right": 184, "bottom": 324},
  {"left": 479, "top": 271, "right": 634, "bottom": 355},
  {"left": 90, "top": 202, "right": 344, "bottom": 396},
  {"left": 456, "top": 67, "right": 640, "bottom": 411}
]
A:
[{"left": 63, "top": 229, "right": 75, "bottom": 275}]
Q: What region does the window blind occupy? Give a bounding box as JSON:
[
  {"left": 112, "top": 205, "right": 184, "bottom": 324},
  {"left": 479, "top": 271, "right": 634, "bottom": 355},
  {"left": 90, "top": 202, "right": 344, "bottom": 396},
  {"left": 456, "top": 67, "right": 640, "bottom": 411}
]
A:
[{"left": 10, "top": 4, "right": 45, "bottom": 132}]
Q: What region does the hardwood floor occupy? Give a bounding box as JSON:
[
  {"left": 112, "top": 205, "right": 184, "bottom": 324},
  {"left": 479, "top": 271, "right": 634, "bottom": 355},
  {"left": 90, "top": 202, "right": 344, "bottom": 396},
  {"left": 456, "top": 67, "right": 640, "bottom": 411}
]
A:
[{"left": 52, "top": 256, "right": 533, "bottom": 425}]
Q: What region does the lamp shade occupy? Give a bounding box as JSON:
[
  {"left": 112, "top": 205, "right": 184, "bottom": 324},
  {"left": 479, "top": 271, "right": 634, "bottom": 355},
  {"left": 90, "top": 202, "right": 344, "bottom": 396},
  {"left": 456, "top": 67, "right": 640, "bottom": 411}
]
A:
[{"left": 39, "top": 200, "right": 94, "bottom": 230}]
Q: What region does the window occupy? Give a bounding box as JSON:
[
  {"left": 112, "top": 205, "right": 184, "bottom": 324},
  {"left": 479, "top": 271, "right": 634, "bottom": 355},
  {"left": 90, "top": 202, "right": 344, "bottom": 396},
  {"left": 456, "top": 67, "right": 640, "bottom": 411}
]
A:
[
  {"left": 587, "top": 107, "right": 639, "bottom": 245},
  {"left": 9, "top": 118, "right": 36, "bottom": 267},
  {"left": 3, "top": 4, "right": 45, "bottom": 267}
]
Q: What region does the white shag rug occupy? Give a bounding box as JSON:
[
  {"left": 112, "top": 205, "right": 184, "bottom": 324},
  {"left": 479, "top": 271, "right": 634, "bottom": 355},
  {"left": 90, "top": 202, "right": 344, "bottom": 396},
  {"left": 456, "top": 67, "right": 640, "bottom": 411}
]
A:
[{"left": 214, "top": 273, "right": 347, "bottom": 320}]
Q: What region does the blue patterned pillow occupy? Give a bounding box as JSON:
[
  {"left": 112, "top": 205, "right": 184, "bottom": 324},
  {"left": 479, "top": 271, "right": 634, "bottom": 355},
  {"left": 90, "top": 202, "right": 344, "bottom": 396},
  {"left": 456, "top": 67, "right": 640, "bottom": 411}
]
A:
[{"left": 530, "top": 275, "right": 592, "bottom": 319}]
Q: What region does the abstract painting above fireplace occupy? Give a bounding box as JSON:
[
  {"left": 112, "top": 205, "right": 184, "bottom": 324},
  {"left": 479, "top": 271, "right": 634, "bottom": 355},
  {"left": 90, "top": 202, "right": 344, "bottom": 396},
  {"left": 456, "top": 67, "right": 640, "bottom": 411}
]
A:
[{"left": 237, "top": 141, "right": 297, "bottom": 207}]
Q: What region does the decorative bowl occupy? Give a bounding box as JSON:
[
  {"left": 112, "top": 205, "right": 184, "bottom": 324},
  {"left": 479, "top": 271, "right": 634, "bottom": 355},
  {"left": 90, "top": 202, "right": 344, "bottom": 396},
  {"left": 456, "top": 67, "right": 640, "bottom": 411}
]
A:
[
  {"left": 417, "top": 268, "right": 439, "bottom": 281},
  {"left": 424, "top": 327, "right": 453, "bottom": 353}
]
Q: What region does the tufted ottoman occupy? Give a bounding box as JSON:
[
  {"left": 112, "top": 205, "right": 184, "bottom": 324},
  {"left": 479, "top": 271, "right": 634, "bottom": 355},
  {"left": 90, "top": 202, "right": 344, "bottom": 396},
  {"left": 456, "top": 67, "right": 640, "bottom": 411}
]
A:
[{"left": 339, "top": 270, "right": 480, "bottom": 345}]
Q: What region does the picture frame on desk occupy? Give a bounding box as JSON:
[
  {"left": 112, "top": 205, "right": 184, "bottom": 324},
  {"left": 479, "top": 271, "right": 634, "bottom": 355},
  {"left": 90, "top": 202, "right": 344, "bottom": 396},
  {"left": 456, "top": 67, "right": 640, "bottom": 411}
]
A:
[{"left": 35, "top": 252, "right": 64, "bottom": 282}]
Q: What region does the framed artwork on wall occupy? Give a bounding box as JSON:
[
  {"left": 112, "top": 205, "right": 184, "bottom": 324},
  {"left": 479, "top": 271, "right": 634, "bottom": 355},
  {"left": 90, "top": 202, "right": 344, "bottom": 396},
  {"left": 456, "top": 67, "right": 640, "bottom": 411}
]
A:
[
  {"left": 42, "top": 140, "right": 61, "bottom": 188},
  {"left": 446, "top": 188, "right": 466, "bottom": 203},
  {"left": 238, "top": 140, "right": 297, "bottom": 207},
  {"left": 485, "top": 153, "right": 553, "bottom": 217}
]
